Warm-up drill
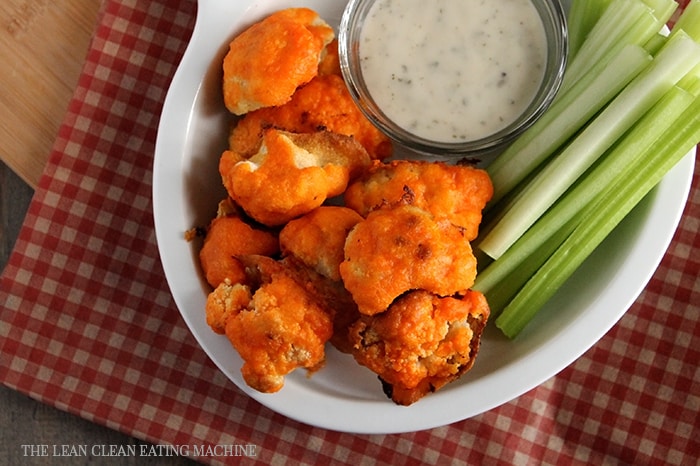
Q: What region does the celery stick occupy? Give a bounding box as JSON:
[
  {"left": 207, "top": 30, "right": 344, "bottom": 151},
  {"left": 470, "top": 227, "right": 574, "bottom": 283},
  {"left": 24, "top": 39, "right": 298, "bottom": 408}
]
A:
[
  {"left": 561, "top": 0, "right": 675, "bottom": 92},
  {"left": 479, "top": 32, "right": 700, "bottom": 260},
  {"left": 473, "top": 85, "right": 695, "bottom": 315},
  {"left": 644, "top": 33, "right": 668, "bottom": 54},
  {"left": 486, "top": 45, "right": 651, "bottom": 206},
  {"left": 679, "top": 67, "right": 700, "bottom": 94},
  {"left": 671, "top": 0, "right": 700, "bottom": 41},
  {"left": 495, "top": 95, "right": 700, "bottom": 338},
  {"left": 567, "top": 0, "right": 614, "bottom": 58},
  {"left": 475, "top": 215, "right": 579, "bottom": 316},
  {"left": 644, "top": 0, "right": 700, "bottom": 54},
  {"left": 476, "top": 85, "right": 695, "bottom": 288},
  {"left": 640, "top": 0, "right": 678, "bottom": 21}
]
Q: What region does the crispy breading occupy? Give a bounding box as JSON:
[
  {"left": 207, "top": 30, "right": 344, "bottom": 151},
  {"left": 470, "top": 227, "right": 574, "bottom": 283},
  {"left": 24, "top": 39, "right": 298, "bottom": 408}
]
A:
[
  {"left": 229, "top": 74, "right": 393, "bottom": 160},
  {"left": 318, "top": 39, "right": 341, "bottom": 76},
  {"left": 271, "top": 7, "right": 335, "bottom": 42},
  {"left": 344, "top": 160, "right": 494, "bottom": 241},
  {"left": 220, "top": 128, "right": 371, "bottom": 226},
  {"left": 222, "top": 8, "right": 334, "bottom": 115},
  {"left": 281, "top": 256, "right": 361, "bottom": 354},
  {"left": 199, "top": 204, "right": 280, "bottom": 288},
  {"left": 348, "top": 289, "right": 490, "bottom": 405},
  {"left": 279, "top": 206, "right": 363, "bottom": 281},
  {"left": 279, "top": 207, "right": 364, "bottom": 353},
  {"left": 205, "top": 279, "right": 253, "bottom": 334},
  {"left": 339, "top": 205, "right": 477, "bottom": 316},
  {"left": 207, "top": 256, "right": 333, "bottom": 393}
]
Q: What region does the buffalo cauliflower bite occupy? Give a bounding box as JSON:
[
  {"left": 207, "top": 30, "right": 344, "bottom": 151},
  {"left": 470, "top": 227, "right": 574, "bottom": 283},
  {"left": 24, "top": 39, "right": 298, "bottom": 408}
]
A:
[
  {"left": 282, "top": 256, "right": 361, "bottom": 354},
  {"left": 222, "top": 8, "right": 334, "bottom": 115},
  {"left": 206, "top": 255, "right": 333, "bottom": 393},
  {"left": 279, "top": 206, "right": 364, "bottom": 281},
  {"left": 317, "top": 39, "right": 341, "bottom": 76},
  {"left": 279, "top": 207, "right": 365, "bottom": 352},
  {"left": 344, "top": 160, "right": 494, "bottom": 241},
  {"left": 220, "top": 128, "right": 371, "bottom": 226},
  {"left": 228, "top": 74, "right": 393, "bottom": 160},
  {"left": 349, "top": 289, "right": 490, "bottom": 405},
  {"left": 205, "top": 279, "right": 253, "bottom": 334},
  {"left": 199, "top": 200, "right": 280, "bottom": 288},
  {"left": 339, "top": 205, "right": 478, "bottom": 316}
]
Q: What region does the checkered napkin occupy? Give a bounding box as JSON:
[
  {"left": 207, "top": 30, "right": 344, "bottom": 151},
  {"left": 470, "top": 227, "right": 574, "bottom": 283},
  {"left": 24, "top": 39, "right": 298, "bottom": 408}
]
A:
[{"left": 1, "top": 0, "right": 699, "bottom": 464}]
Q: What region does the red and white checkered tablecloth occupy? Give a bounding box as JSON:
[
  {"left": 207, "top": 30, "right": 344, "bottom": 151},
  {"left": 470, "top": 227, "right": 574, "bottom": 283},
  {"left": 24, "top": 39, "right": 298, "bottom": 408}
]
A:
[{"left": 1, "top": 0, "right": 699, "bottom": 464}]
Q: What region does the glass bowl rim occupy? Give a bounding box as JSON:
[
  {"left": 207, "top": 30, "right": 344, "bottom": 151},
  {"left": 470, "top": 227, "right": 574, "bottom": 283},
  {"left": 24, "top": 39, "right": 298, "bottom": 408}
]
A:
[{"left": 338, "top": 0, "right": 569, "bottom": 156}]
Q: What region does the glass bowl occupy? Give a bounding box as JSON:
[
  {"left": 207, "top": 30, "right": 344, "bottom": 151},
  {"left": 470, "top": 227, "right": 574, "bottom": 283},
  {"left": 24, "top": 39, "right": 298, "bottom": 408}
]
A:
[{"left": 339, "top": 0, "right": 568, "bottom": 157}]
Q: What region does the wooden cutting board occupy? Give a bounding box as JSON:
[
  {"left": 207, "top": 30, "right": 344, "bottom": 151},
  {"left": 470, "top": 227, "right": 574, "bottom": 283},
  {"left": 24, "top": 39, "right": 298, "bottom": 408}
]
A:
[{"left": 0, "top": 0, "right": 102, "bottom": 189}]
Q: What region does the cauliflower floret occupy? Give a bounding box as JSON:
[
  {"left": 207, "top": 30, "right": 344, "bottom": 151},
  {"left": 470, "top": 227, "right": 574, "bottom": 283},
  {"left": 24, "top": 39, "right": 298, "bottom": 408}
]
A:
[
  {"left": 280, "top": 253, "right": 362, "bottom": 355},
  {"left": 344, "top": 159, "right": 493, "bottom": 241},
  {"left": 339, "top": 205, "right": 477, "bottom": 315},
  {"left": 317, "top": 39, "right": 341, "bottom": 76},
  {"left": 220, "top": 128, "right": 370, "bottom": 226},
  {"left": 229, "top": 74, "right": 393, "bottom": 160},
  {"left": 278, "top": 206, "right": 364, "bottom": 351},
  {"left": 205, "top": 279, "right": 253, "bottom": 334},
  {"left": 199, "top": 201, "right": 280, "bottom": 288},
  {"left": 207, "top": 255, "right": 333, "bottom": 393},
  {"left": 222, "top": 8, "right": 334, "bottom": 115},
  {"left": 279, "top": 206, "right": 363, "bottom": 281},
  {"left": 349, "top": 289, "right": 490, "bottom": 405}
]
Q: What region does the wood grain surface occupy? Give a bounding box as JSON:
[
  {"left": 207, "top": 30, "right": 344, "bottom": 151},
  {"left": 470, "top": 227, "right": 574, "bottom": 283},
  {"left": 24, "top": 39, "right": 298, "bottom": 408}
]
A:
[{"left": 0, "top": 0, "right": 102, "bottom": 188}]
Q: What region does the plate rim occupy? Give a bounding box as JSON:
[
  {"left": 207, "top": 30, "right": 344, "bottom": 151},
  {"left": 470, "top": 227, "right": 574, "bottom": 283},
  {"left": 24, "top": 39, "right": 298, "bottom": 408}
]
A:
[{"left": 152, "top": 0, "right": 695, "bottom": 434}]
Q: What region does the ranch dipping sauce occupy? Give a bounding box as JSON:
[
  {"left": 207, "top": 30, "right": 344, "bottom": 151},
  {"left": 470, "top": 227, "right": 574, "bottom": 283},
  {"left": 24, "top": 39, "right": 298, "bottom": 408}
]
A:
[{"left": 358, "top": 0, "right": 548, "bottom": 143}]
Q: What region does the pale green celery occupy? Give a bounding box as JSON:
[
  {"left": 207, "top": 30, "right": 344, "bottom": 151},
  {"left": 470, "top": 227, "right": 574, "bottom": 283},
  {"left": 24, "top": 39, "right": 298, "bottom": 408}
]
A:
[
  {"left": 560, "top": 0, "right": 674, "bottom": 92},
  {"left": 644, "top": 0, "right": 700, "bottom": 53},
  {"left": 640, "top": 0, "right": 678, "bottom": 22},
  {"left": 671, "top": 0, "right": 700, "bottom": 41},
  {"left": 495, "top": 95, "right": 700, "bottom": 338},
  {"left": 678, "top": 68, "right": 700, "bottom": 93},
  {"left": 474, "top": 215, "right": 578, "bottom": 317},
  {"left": 485, "top": 45, "right": 651, "bottom": 206},
  {"left": 563, "top": 10, "right": 671, "bottom": 93},
  {"left": 567, "top": 0, "right": 614, "bottom": 58},
  {"left": 644, "top": 33, "right": 668, "bottom": 54},
  {"left": 473, "top": 86, "right": 695, "bottom": 316},
  {"left": 478, "top": 32, "right": 700, "bottom": 260}
]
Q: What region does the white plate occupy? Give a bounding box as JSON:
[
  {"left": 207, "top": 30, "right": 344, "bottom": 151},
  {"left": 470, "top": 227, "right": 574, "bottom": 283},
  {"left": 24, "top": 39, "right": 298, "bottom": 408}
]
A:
[{"left": 153, "top": 0, "right": 694, "bottom": 434}]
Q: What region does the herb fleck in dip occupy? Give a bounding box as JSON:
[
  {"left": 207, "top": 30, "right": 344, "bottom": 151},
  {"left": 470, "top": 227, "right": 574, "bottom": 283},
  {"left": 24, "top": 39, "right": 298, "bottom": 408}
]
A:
[{"left": 359, "top": 0, "right": 547, "bottom": 142}]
